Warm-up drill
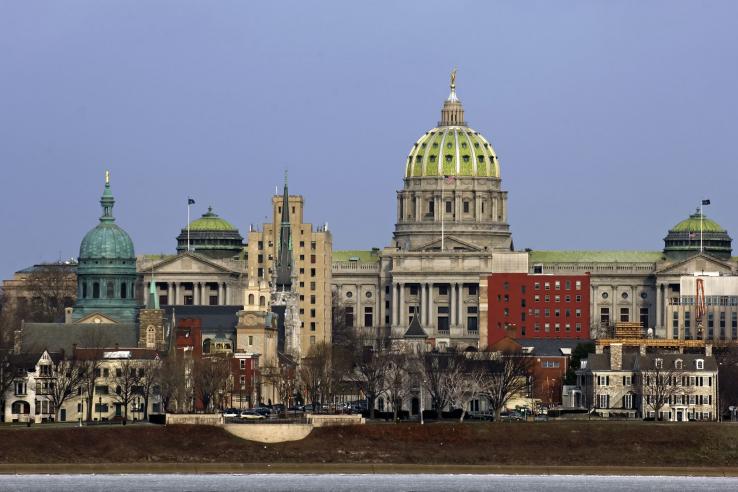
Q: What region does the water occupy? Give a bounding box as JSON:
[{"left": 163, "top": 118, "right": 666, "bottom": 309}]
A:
[{"left": 1, "top": 474, "right": 737, "bottom": 491}]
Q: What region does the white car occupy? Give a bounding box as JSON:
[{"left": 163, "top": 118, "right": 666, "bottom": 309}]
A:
[
  {"left": 240, "top": 410, "right": 266, "bottom": 420},
  {"left": 222, "top": 409, "right": 238, "bottom": 418}
]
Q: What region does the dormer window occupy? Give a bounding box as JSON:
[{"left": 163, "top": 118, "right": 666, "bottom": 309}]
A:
[
  {"left": 696, "top": 359, "right": 704, "bottom": 370},
  {"left": 675, "top": 359, "right": 683, "bottom": 370},
  {"left": 446, "top": 142, "right": 452, "bottom": 149},
  {"left": 477, "top": 155, "right": 484, "bottom": 163},
  {"left": 655, "top": 358, "right": 663, "bottom": 369},
  {"left": 445, "top": 154, "right": 452, "bottom": 163},
  {"left": 462, "top": 155, "right": 470, "bottom": 163},
  {"left": 429, "top": 155, "right": 436, "bottom": 162}
]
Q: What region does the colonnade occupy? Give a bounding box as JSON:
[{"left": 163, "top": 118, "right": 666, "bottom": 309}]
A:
[
  {"left": 390, "top": 281, "right": 470, "bottom": 330},
  {"left": 147, "top": 281, "right": 230, "bottom": 306}
]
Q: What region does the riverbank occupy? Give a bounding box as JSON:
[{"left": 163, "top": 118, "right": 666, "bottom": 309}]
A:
[{"left": 1, "top": 421, "right": 737, "bottom": 471}]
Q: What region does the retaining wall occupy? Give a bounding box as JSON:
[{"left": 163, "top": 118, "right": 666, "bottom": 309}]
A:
[
  {"left": 222, "top": 424, "right": 313, "bottom": 443},
  {"left": 165, "top": 414, "right": 224, "bottom": 426}
]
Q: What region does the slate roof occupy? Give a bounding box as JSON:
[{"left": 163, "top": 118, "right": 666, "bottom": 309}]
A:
[
  {"left": 164, "top": 305, "right": 240, "bottom": 336},
  {"left": 520, "top": 339, "right": 589, "bottom": 357},
  {"left": 403, "top": 316, "right": 428, "bottom": 338},
  {"left": 585, "top": 351, "right": 717, "bottom": 372},
  {"left": 21, "top": 323, "right": 138, "bottom": 354},
  {"left": 8, "top": 351, "right": 62, "bottom": 370}
]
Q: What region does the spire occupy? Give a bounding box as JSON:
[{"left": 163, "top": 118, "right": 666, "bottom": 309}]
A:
[
  {"left": 275, "top": 171, "right": 293, "bottom": 289},
  {"left": 100, "top": 170, "right": 115, "bottom": 222},
  {"left": 439, "top": 69, "right": 466, "bottom": 127}
]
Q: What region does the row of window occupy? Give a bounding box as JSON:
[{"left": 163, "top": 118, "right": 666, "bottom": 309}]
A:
[
  {"left": 81, "top": 280, "right": 134, "bottom": 300},
  {"left": 532, "top": 280, "right": 582, "bottom": 291}
]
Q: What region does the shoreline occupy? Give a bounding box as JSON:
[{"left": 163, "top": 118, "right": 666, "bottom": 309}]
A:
[{"left": 2, "top": 463, "right": 738, "bottom": 476}]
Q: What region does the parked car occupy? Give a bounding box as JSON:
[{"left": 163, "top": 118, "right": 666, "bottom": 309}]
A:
[
  {"left": 240, "top": 410, "right": 266, "bottom": 420},
  {"left": 222, "top": 408, "right": 239, "bottom": 418},
  {"left": 252, "top": 406, "right": 272, "bottom": 417}
]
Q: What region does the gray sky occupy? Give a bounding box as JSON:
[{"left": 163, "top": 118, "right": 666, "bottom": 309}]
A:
[{"left": 1, "top": 1, "right": 737, "bottom": 280}]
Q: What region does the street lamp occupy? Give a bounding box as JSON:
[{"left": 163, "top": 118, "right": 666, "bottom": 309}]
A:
[
  {"left": 98, "top": 396, "right": 102, "bottom": 422},
  {"left": 420, "top": 379, "right": 426, "bottom": 425}
]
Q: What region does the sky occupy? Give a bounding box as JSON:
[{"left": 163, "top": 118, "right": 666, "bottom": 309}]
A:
[{"left": 1, "top": 1, "right": 737, "bottom": 279}]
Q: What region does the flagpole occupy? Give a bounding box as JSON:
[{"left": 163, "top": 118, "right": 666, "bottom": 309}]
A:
[
  {"left": 187, "top": 200, "right": 191, "bottom": 252},
  {"left": 700, "top": 200, "right": 703, "bottom": 254},
  {"left": 441, "top": 177, "right": 445, "bottom": 252}
]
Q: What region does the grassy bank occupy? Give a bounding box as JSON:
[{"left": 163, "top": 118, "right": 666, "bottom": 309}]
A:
[{"left": 1, "top": 422, "right": 737, "bottom": 468}]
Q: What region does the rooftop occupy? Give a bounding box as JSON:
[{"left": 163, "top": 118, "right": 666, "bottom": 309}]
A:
[
  {"left": 333, "top": 249, "right": 381, "bottom": 263},
  {"left": 529, "top": 250, "right": 664, "bottom": 264}
]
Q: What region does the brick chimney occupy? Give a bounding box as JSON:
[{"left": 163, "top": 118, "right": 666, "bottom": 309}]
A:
[{"left": 610, "top": 343, "right": 623, "bottom": 370}]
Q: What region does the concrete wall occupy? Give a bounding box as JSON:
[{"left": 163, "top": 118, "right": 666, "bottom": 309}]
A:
[
  {"left": 307, "top": 414, "right": 365, "bottom": 427},
  {"left": 223, "top": 423, "right": 312, "bottom": 443},
  {"left": 166, "top": 414, "right": 223, "bottom": 426}
]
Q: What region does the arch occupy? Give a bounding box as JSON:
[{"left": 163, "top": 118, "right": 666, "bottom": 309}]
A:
[
  {"left": 11, "top": 401, "right": 30, "bottom": 414},
  {"left": 121, "top": 282, "right": 127, "bottom": 299},
  {"left": 92, "top": 282, "right": 100, "bottom": 299},
  {"left": 203, "top": 338, "right": 212, "bottom": 354},
  {"left": 146, "top": 325, "right": 156, "bottom": 349},
  {"left": 259, "top": 296, "right": 266, "bottom": 307},
  {"left": 248, "top": 294, "right": 255, "bottom": 305}
]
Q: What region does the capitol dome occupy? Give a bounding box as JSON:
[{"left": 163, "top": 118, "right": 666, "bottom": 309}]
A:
[
  {"left": 663, "top": 209, "right": 732, "bottom": 261},
  {"left": 78, "top": 178, "right": 135, "bottom": 264},
  {"left": 405, "top": 75, "right": 499, "bottom": 178},
  {"left": 176, "top": 206, "right": 244, "bottom": 259}
]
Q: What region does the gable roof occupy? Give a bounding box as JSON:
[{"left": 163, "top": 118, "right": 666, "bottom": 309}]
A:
[
  {"left": 144, "top": 251, "right": 241, "bottom": 274},
  {"left": 655, "top": 252, "right": 736, "bottom": 274},
  {"left": 584, "top": 351, "right": 717, "bottom": 372},
  {"left": 412, "top": 235, "right": 483, "bottom": 253},
  {"left": 520, "top": 339, "right": 588, "bottom": 357},
  {"left": 403, "top": 316, "right": 428, "bottom": 338}
]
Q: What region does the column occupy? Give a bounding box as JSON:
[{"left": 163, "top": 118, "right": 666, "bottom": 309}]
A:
[
  {"left": 357, "top": 285, "right": 363, "bottom": 328},
  {"left": 168, "top": 282, "right": 173, "bottom": 306},
  {"left": 391, "top": 282, "right": 398, "bottom": 327},
  {"left": 420, "top": 283, "right": 427, "bottom": 326},
  {"left": 656, "top": 283, "right": 663, "bottom": 333},
  {"left": 224, "top": 284, "right": 229, "bottom": 305},
  {"left": 457, "top": 283, "right": 463, "bottom": 326},
  {"left": 398, "top": 283, "right": 405, "bottom": 328},
  {"left": 450, "top": 282, "right": 456, "bottom": 328},
  {"left": 194, "top": 283, "right": 200, "bottom": 305},
  {"left": 218, "top": 283, "right": 224, "bottom": 306},
  {"left": 427, "top": 282, "right": 436, "bottom": 327}
]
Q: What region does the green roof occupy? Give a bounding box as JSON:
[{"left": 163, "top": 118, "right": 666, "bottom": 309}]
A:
[
  {"left": 188, "top": 207, "right": 237, "bottom": 232},
  {"left": 333, "top": 249, "right": 381, "bottom": 263},
  {"left": 529, "top": 250, "right": 664, "bottom": 263},
  {"left": 671, "top": 212, "right": 725, "bottom": 233}
]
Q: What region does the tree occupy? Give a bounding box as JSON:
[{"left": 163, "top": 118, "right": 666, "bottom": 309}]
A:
[
  {"left": 111, "top": 359, "right": 142, "bottom": 421},
  {"left": 192, "top": 355, "right": 231, "bottom": 412},
  {"left": 563, "top": 342, "right": 595, "bottom": 385},
  {"left": 481, "top": 351, "right": 534, "bottom": 421},
  {"left": 156, "top": 354, "right": 188, "bottom": 413},
  {"left": 48, "top": 356, "right": 85, "bottom": 422},
  {"left": 353, "top": 337, "right": 389, "bottom": 418},
  {"left": 23, "top": 264, "right": 76, "bottom": 322},
  {"left": 383, "top": 351, "right": 411, "bottom": 421},
  {"left": 640, "top": 359, "right": 692, "bottom": 420},
  {"left": 716, "top": 346, "right": 738, "bottom": 420},
  {"left": 0, "top": 351, "right": 16, "bottom": 417},
  {"left": 416, "top": 351, "right": 458, "bottom": 418},
  {"left": 77, "top": 330, "right": 111, "bottom": 422},
  {"left": 137, "top": 358, "right": 162, "bottom": 419},
  {"left": 299, "top": 342, "right": 333, "bottom": 410},
  {"left": 262, "top": 358, "right": 298, "bottom": 416}
]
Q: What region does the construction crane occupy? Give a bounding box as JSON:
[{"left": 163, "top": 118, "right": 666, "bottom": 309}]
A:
[{"left": 695, "top": 277, "right": 706, "bottom": 337}]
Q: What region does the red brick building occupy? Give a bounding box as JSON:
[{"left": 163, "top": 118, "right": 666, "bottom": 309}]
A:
[{"left": 487, "top": 273, "right": 590, "bottom": 346}]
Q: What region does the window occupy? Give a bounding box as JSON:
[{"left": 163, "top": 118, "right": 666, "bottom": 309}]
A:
[
  {"left": 463, "top": 201, "right": 470, "bottom": 213},
  {"left": 344, "top": 307, "right": 354, "bottom": 327},
  {"left": 542, "top": 361, "right": 560, "bottom": 368},
  {"left": 468, "top": 284, "right": 478, "bottom": 295},
  {"left": 106, "top": 282, "right": 114, "bottom": 299},
  {"left": 248, "top": 336, "right": 253, "bottom": 346},
  {"left": 410, "top": 285, "right": 419, "bottom": 296},
  {"left": 95, "top": 385, "right": 109, "bottom": 395},
  {"left": 467, "top": 306, "right": 478, "bottom": 332},
  {"left": 240, "top": 359, "right": 246, "bottom": 370},
  {"left": 544, "top": 282, "right": 550, "bottom": 291},
  {"left": 576, "top": 295, "right": 582, "bottom": 302},
  {"left": 534, "top": 282, "right": 540, "bottom": 290},
  {"left": 655, "top": 358, "right": 663, "bottom": 369},
  {"left": 437, "top": 306, "right": 449, "bottom": 331},
  {"left": 15, "top": 382, "right": 27, "bottom": 395},
  {"left": 623, "top": 394, "right": 633, "bottom": 409},
  {"left": 439, "top": 285, "right": 448, "bottom": 296},
  {"left": 598, "top": 394, "right": 609, "bottom": 409},
  {"left": 554, "top": 296, "right": 560, "bottom": 303},
  {"left": 445, "top": 201, "right": 452, "bottom": 213},
  {"left": 696, "top": 359, "right": 704, "bottom": 370},
  {"left": 575, "top": 309, "right": 582, "bottom": 318},
  {"left": 620, "top": 308, "right": 630, "bottom": 323},
  {"left": 121, "top": 283, "right": 127, "bottom": 299},
  {"left": 675, "top": 359, "right": 683, "bottom": 369},
  {"left": 576, "top": 323, "right": 582, "bottom": 332},
  {"left": 554, "top": 281, "right": 560, "bottom": 290},
  {"left": 93, "top": 282, "right": 100, "bottom": 299},
  {"left": 598, "top": 375, "right": 610, "bottom": 386},
  {"left": 364, "top": 307, "right": 373, "bottom": 327}
]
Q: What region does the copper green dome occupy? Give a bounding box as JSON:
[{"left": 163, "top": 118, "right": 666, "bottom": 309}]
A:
[
  {"left": 663, "top": 209, "right": 732, "bottom": 261},
  {"left": 405, "top": 75, "right": 499, "bottom": 178},
  {"left": 78, "top": 179, "right": 135, "bottom": 261},
  {"left": 671, "top": 211, "right": 725, "bottom": 233},
  {"left": 187, "top": 207, "right": 237, "bottom": 231}
]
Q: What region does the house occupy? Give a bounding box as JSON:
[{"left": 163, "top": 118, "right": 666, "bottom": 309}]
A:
[
  {"left": 577, "top": 343, "right": 718, "bottom": 421},
  {"left": 2, "top": 350, "right": 61, "bottom": 423}
]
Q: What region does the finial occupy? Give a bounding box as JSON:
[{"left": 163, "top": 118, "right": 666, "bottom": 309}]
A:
[
  {"left": 105, "top": 170, "right": 110, "bottom": 185},
  {"left": 450, "top": 68, "right": 457, "bottom": 90},
  {"left": 284, "top": 169, "right": 288, "bottom": 187}
]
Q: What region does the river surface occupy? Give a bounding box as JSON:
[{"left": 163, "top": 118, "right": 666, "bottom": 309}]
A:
[{"left": 1, "top": 473, "right": 736, "bottom": 491}]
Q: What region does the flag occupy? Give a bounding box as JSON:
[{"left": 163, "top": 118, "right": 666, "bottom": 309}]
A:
[
  {"left": 444, "top": 175, "right": 455, "bottom": 184},
  {"left": 701, "top": 199, "right": 710, "bottom": 205},
  {"left": 188, "top": 197, "right": 195, "bottom": 205}
]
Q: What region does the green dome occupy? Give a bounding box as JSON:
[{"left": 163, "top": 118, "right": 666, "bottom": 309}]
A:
[
  {"left": 671, "top": 211, "right": 725, "bottom": 233},
  {"left": 79, "top": 222, "right": 135, "bottom": 260},
  {"left": 188, "top": 207, "right": 237, "bottom": 231},
  {"left": 405, "top": 126, "right": 499, "bottom": 178}
]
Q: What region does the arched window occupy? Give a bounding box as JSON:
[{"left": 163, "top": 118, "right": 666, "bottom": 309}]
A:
[
  {"left": 248, "top": 294, "right": 255, "bottom": 305},
  {"left": 260, "top": 296, "right": 266, "bottom": 307},
  {"left": 82, "top": 283, "right": 88, "bottom": 298},
  {"left": 12, "top": 401, "right": 30, "bottom": 414},
  {"left": 121, "top": 283, "right": 127, "bottom": 299},
  {"left": 93, "top": 282, "right": 100, "bottom": 299},
  {"left": 146, "top": 326, "right": 156, "bottom": 349}
]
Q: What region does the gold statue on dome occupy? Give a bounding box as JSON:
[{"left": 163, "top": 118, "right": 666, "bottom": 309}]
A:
[
  {"left": 450, "top": 68, "right": 457, "bottom": 89},
  {"left": 105, "top": 170, "right": 110, "bottom": 185}
]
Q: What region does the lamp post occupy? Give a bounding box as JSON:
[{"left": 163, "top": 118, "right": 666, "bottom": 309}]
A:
[
  {"left": 420, "top": 379, "right": 426, "bottom": 425},
  {"left": 98, "top": 396, "right": 102, "bottom": 422}
]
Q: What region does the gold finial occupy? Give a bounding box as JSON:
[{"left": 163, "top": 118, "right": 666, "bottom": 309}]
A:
[
  {"left": 450, "top": 68, "right": 457, "bottom": 90},
  {"left": 105, "top": 170, "right": 110, "bottom": 185}
]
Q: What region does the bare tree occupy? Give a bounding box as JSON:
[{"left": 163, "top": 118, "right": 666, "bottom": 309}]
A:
[
  {"left": 24, "top": 264, "right": 76, "bottom": 322},
  {"left": 481, "top": 351, "right": 534, "bottom": 421},
  {"left": 137, "top": 358, "right": 162, "bottom": 419},
  {"left": 262, "top": 359, "right": 298, "bottom": 416},
  {"left": 383, "top": 351, "right": 411, "bottom": 421},
  {"left": 640, "top": 361, "right": 692, "bottom": 420},
  {"left": 77, "top": 330, "right": 111, "bottom": 422},
  {"left": 48, "top": 356, "right": 85, "bottom": 422},
  {"left": 353, "top": 337, "right": 389, "bottom": 418},
  {"left": 299, "top": 342, "right": 333, "bottom": 410},
  {"left": 157, "top": 354, "right": 188, "bottom": 413},
  {"left": 111, "top": 359, "right": 142, "bottom": 422},
  {"left": 192, "top": 354, "right": 231, "bottom": 412},
  {"left": 415, "top": 351, "right": 461, "bottom": 418},
  {"left": 0, "top": 351, "right": 16, "bottom": 416}
]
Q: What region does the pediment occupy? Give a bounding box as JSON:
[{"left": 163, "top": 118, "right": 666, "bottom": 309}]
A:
[
  {"left": 656, "top": 253, "right": 735, "bottom": 275},
  {"left": 411, "top": 235, "right": 483, "bottom": 253},
  {"left": 150, "top": 252, "right": 237, "bottom": 275},
  {"left": 75, "top": 312, "right": 119, "bottom": 324}
]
